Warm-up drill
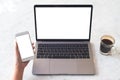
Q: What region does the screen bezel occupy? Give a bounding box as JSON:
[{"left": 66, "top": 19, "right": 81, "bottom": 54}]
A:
[{"left": 34, "top": 5, "right": 93, "bottom": 41}]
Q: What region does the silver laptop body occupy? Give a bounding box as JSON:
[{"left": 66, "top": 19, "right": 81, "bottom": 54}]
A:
[{"left": 32, "top": 5, "right": 95, "bottom": 75}]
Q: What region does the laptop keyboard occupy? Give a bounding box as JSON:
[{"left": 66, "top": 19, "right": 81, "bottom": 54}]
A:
[{"left": 37, "top": 44, "right": 90, "bottom": 59}]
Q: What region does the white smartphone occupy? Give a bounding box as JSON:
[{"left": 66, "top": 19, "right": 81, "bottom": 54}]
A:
[{"left": 15, "top": 31, "right": 34, "bottom": 62}]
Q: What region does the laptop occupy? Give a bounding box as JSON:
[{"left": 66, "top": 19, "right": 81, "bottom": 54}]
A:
[{"left": 32, "top": 4, "right": 95, "bottom": 75}]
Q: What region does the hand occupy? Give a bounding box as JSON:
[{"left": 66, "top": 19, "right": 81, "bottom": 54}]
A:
[
  {"left": 15, "top": 42, "right": 35, "bottom": 71},
  {"left": 12, "top": 42, "right": 35, "bottom": 80}
]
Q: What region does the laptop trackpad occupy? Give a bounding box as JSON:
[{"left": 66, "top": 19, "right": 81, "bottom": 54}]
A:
[{"left": 50, "top": 59, "right": 77, "bottom": 74}]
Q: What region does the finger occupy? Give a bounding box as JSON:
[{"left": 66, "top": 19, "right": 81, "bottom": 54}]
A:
[
  {"left": 15, "top": 42, "right": 21, "bottom": 61},
  {"left": 32, "top": 46, "right": 35, "bottom": 49},
  {"left": 32, "top": 42, "right": 35, "bottom": 49},
  {"left": 33, "top": 48, "right": 36, "bottom": 54},
  {"left": 32, "top": 42, "right": 34, "bottom": 45},
  {"left": 15, "top": 42, "right": 19, "bottom": 57},
  {"left": 23, "top": 60, "right": 29, "bottom": 64},
  {"left": 33, "top": 49, "right": 36, "bottom": 54}
]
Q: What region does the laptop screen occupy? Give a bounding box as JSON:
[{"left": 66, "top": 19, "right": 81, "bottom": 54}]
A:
[{"left": 34, "top": 5, "right": 92, "bottom": 41}]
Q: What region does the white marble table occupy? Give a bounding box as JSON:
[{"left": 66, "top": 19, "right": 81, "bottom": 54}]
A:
[{"left": 1, "top": 0, "right": 120, "bottom": 80}]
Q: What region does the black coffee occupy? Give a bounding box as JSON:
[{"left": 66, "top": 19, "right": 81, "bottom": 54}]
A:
[{"left": 100, "top": 39, "right": 113, "bottom": 53}]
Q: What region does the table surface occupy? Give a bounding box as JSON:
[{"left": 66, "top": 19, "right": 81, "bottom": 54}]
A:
[{"left": 1, "top": 0, "right": 120, "bottom": 80}]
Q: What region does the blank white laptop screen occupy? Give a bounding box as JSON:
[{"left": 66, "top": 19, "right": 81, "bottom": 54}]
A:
[{"left": 35, "top": 7, "right": 91, "bottom": 39}]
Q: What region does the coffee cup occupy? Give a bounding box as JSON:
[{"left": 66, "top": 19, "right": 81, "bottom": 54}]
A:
[{"left": 100, "top": 35, "right": 115, "bottom": 55}]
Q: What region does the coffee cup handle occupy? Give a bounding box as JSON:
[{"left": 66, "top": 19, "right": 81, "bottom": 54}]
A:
[{"left": 111, "top": 46, "right": 117, "bottom": 55}]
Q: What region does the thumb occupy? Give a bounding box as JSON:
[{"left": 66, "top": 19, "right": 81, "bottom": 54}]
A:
[{"left": 15, "top": 41, "right": 21, "bottom": 62}]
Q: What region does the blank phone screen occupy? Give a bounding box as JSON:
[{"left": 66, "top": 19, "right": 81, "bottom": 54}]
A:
[{"left": 16, "top": 34, "right": 34, "bottom": 59}]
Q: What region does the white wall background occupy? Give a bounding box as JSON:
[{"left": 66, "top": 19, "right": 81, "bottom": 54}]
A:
[{"left": 0, "top": 0, "right": 120, "bottom": 80}]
